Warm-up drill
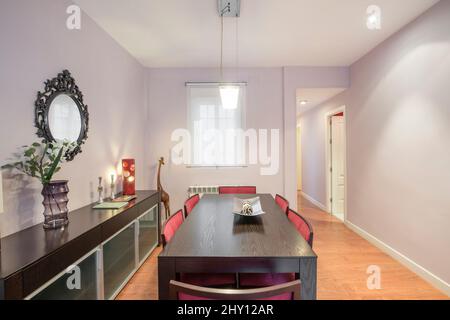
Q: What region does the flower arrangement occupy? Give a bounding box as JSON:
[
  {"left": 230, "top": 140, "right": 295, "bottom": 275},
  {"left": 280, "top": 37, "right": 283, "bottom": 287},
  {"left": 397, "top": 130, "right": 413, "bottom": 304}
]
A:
[
  {"left": 3, "top": 140, "right": 76, "bottom": 185},
  {"left": 3, "top": 140, "right": 77, "bottom": 229}
]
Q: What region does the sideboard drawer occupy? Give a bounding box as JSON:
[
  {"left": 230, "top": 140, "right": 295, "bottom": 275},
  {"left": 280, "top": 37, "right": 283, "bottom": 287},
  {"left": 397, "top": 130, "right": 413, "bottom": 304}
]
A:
[{"left": 137, "top": 192, "right": 159, "bottom": 216}]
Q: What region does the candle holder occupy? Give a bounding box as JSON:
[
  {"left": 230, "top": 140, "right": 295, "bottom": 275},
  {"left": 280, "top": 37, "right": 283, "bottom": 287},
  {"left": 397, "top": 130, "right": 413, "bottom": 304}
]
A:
[{"left": 97, "top": 177, "right": 104, "bottom": 204}]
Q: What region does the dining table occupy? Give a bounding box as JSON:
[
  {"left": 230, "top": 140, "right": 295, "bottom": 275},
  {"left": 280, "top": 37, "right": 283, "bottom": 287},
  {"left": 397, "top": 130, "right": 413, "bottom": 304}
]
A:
[{"left": 158, "top": 193, "right": 317, "bottom": 300}]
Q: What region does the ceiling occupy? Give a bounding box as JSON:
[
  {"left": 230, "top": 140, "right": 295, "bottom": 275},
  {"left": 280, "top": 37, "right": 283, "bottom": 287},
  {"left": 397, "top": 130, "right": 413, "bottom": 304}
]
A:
[
  {"left": 74, "top": 0, "right": 439, "bottom": 67},
  {"left": 296, "top": 88, "right": 347, "bottom": 115}
]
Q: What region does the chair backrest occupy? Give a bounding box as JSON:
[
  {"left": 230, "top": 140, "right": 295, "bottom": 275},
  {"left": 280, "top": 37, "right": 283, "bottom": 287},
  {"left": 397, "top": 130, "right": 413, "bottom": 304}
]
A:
[
  {"left": 169, "top": 280, "right": 301, "bottom": 300},
  {"left": 218, "top": 186, "right": 257, "bottom": 194},
  {"left": 275, "top": 194, "right": 289, "bottom": 215},
  {"left": 184, "top": 194, "right": 200, "bottom": 217},
  {"left": 161, "top": 209, "right": 184, "bottom": 247},
  {"left": 287, "top": 208, "right": 314, "bottom": 247}
]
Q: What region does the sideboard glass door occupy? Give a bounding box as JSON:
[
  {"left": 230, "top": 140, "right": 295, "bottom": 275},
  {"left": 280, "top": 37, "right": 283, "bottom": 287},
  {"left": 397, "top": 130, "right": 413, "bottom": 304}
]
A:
[
  {"left": 103, "top": 223, "right": 136, "bottom": 299},
  {"left": 138, "top": 204, "right": 158, "bottom": 264},
  {"left": 30, "top": 250, "right": 99, "bottom": 300}
]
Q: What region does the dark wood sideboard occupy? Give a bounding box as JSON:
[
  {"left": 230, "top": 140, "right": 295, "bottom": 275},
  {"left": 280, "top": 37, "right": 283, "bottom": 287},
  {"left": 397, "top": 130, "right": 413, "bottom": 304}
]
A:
[{"left": 0, "top": 190, "right": 160, "bottom": 300}]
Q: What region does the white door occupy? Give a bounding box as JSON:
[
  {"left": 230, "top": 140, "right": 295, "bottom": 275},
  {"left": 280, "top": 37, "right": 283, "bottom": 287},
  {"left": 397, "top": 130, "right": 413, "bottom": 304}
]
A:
[{"left": 331, "top": 115, "right": 345, "bottom": 220}]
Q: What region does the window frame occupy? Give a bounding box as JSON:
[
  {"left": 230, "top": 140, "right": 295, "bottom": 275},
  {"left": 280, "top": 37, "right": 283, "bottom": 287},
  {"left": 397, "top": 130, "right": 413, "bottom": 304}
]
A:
[{"left": 186, "top": 82, "right": 247, "bottom": 168}]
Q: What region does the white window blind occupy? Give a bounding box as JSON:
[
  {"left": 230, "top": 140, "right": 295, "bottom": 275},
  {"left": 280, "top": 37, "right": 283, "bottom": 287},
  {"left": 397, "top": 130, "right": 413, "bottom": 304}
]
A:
[{"left": 187, "top": 83, "right": 246, "bottom": 166}]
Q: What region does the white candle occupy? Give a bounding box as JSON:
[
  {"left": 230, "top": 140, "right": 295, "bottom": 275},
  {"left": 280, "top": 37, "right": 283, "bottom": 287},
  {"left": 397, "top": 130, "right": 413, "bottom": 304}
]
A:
[{"left": 110, "top": 173, "right": 116, "bottom": 200}]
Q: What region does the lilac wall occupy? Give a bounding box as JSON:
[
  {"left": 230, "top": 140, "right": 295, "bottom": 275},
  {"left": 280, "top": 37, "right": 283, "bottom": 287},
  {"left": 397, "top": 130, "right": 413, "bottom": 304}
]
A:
[
  {"left": 145, "top": 68, "right": 285, "bottom": 216},
  {"left": 300, "top": 0, "right": 450, "bottom": 287},
  {"left": 0, "top": 0, "right": 148, "bottom": 236}
]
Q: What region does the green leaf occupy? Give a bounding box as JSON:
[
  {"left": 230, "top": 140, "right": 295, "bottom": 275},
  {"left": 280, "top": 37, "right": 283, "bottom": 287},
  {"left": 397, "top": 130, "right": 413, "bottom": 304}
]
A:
[
  {"left": 32, "top": 142, "right": 41, "bottom": 147},
  {"left": 24, "top": 148, "right": 35, "bottom": 157},
  {"left": 44, "top": 146, "right": 64, "bottom": 182}
]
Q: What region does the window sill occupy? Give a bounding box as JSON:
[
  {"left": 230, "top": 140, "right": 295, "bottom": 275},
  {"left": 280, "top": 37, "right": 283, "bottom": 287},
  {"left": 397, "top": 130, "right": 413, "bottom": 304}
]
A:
[{"left": 185, "top": 165, "right": 248, "bottom": 169}]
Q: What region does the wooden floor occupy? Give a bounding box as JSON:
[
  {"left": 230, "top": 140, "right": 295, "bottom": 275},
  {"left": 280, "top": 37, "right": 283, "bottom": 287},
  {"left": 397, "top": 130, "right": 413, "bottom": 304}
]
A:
[{"left": 117, "top": 194, "right": 447, "bottom": 300}]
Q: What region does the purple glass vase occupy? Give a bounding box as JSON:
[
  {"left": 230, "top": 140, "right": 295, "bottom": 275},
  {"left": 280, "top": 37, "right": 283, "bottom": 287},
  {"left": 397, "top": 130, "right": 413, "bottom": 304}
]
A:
[{"left": 42, "top": 180, "right": 69, "bottom": 229}]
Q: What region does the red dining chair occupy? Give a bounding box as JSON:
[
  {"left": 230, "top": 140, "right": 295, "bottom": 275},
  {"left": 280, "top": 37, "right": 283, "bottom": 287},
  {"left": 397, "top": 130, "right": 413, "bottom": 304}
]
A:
[
  {"left": 169, "top": 280, "right": 301, "bottom": 300},
  {"left": 161, "top": 209, "right": 184, "bottom": 247},
  {"left": 275, "top": 194, "right": 289, "bottom": 215},
  {"left": 184, "top": 194, "right": 200, "bottom": 217},
  {"left": 287, "top": 208, "right": 314, "bottom": 247},
  {"left": 218, "top": 186, "right": 257, "bottom": 194}
]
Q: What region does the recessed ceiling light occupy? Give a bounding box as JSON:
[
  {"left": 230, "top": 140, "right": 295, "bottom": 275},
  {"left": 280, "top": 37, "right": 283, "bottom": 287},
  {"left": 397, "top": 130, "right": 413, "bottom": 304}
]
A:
[
  {"left": 299, "top": 100, "right": 308, "bottom": 105},
  {"left": 366, "top": 5, "right": 381, "bottom": 30}
]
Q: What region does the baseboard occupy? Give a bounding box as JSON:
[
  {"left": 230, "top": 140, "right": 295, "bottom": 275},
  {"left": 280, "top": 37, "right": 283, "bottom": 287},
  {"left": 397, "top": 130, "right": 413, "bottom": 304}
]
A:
[
  {"left": 345, "top": 220, "right": 450, "bottom": 297},
  {"left": 300, "top": 191, "right": 328, "bottom": 212}
]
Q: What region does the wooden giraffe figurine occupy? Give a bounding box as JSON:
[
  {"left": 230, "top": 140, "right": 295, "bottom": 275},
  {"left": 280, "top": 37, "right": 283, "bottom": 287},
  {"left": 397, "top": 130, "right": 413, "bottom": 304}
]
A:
[{"left": 157, "top": 157, "right": 170, "bottom": 219}]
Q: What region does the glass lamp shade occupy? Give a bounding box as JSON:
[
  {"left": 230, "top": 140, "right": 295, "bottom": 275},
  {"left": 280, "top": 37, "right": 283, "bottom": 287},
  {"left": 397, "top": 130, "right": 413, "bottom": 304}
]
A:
[
  {"left": 122, "top": 159, "right": 135, "bottom": 195},
  {"left": 219, "top": 85, "right": 240, "bottom": 110}
]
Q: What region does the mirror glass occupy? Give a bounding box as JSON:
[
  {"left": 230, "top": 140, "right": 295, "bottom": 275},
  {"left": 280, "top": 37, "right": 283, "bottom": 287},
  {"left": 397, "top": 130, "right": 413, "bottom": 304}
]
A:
[{"left": 48, "top": 94, "right": 82, "bottom": 142}]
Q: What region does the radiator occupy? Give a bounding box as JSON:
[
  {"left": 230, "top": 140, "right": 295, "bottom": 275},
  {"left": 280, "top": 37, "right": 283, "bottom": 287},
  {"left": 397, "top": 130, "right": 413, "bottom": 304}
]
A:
[{"left": 187, "top": 186, "right": 219, "bottom": 197}]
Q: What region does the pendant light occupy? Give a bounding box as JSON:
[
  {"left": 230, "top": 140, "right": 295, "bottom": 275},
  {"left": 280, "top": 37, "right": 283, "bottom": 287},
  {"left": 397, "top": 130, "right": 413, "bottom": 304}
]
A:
[{"left": 219, "top": 2, "right": 240, "bottom": 110}]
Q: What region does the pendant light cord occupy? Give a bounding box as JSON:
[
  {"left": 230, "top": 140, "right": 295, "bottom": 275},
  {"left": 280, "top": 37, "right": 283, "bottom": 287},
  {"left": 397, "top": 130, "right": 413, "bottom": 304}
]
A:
[
  {"left": 235, "top": 15, "right": 239, "bottom": 81},
  {"left": 220, "top": 14, "right": 224, "bottom": 81}
]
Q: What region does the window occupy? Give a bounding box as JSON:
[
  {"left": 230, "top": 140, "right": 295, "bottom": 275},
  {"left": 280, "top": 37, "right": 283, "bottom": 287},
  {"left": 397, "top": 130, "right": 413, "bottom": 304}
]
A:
[{"left": 187, "top": 83, "right": 246, "bottom": 166}]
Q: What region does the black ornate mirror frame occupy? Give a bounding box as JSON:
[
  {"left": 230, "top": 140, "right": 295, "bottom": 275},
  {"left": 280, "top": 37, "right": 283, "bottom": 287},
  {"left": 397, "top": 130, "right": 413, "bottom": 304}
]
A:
[{"left": 34, "top": 70, "right": 89, "bottom": 161}]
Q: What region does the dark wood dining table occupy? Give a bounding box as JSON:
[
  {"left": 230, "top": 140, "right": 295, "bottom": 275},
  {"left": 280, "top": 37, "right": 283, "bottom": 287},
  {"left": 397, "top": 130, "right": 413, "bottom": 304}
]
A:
[{"left": 158, "top": 194, "right": 317, "bottom": 300}]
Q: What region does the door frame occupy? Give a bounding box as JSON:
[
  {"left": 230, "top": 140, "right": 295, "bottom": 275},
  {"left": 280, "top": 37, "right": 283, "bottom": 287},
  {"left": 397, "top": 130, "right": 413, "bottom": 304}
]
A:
[
  {"left": 325, "top": 105, "right": 347, "bottom": 221},
  {"left": 296, "top": 121, "right": 302, "bottom": 191}
]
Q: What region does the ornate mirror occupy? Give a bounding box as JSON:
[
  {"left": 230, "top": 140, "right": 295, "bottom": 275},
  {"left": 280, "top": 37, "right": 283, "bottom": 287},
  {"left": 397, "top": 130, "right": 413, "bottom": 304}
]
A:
[{"left": 35, "top": 70, "right": 89, "bottom": 161}]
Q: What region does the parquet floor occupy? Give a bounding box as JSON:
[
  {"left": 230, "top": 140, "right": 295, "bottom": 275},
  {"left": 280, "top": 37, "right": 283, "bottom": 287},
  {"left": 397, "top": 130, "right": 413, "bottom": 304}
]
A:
[{"left": 117, "top": 194, "right": 447, "bottom": 300}]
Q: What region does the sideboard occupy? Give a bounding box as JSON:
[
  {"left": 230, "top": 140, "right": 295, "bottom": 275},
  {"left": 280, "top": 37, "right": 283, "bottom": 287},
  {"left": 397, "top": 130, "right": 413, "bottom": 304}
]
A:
[{"left": 0, "top": 190, "right": 160, "bottom": 300}]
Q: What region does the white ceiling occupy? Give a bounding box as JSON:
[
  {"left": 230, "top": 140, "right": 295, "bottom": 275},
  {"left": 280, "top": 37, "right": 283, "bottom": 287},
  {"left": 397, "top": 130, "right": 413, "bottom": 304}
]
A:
[
  {"left": 74, "top": 0, "right": 439, "bottom": 68},
  {"left": 296, "top": 88, "right": 347, "bottom": 115}
]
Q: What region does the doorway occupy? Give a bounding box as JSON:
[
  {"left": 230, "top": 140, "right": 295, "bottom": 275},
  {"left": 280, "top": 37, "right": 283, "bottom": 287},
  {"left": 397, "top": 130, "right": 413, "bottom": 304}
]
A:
[
  {"left": 296, "top": 122, "right": 302, "bottom": 192},
  {"left": 326, "top": 107, "right": 346, "bottom": 221}
]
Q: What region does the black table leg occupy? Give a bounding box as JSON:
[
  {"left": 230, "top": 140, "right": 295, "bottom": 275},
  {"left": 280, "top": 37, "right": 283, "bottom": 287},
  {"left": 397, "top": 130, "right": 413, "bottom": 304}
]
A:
[
  {"left": 158, "top": 257, "right": 175, "bottom": 300},
  {"left": 299, "top": 257, "right": 317, "bottom": 300}
]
